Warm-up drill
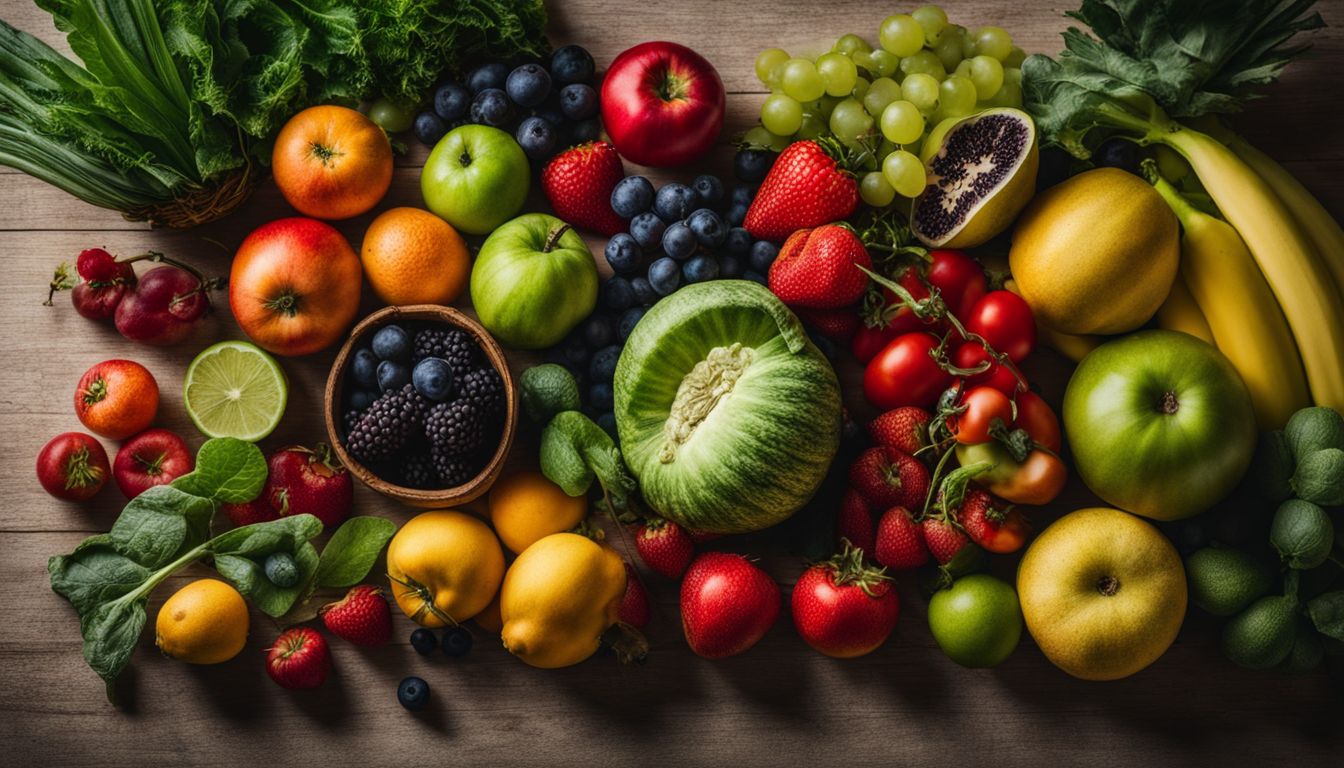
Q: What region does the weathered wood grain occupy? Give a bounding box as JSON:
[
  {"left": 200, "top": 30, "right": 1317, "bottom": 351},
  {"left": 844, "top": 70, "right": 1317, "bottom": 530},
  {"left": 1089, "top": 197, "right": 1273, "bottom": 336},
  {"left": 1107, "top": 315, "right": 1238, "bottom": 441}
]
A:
[{"left": 1, "top": 1, "right": 1341, "bottom": 765}]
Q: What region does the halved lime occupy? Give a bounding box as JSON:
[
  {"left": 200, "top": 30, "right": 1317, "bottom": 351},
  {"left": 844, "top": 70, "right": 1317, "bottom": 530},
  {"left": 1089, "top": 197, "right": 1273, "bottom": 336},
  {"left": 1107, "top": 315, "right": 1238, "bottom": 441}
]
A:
[{"left": 184, "top": 341, "right": 288, "bottom": 441}]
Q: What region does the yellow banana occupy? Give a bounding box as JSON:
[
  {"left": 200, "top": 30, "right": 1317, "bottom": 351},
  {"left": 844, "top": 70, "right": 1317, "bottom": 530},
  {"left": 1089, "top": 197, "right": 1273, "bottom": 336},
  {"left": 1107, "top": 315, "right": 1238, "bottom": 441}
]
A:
[
  {"left": 1003, "top": 278, "right": 1106, "bottom": 363},
  {"left": 1157, "top": 124, "right": 1344, "bottom": 413},
  {"left": 1154, "top": 274, "right": 1215, "bottom": 345},
  {"left": 1150, "top": 172, "right": 1310, "bottom": 428}
]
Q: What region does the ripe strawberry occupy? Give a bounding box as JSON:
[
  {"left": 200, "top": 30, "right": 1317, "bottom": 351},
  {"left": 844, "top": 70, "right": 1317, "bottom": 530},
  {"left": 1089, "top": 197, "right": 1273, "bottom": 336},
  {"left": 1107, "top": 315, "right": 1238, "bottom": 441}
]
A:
[
  {"left": 921, "top": 516, "right": 972, "bottom": 565},
  {"left": 847, "top": 447, "right": 930, "bottom": 509},
  {"left": 874, "top": 506, "right": 930, "bottom": 570},
  {"left": 797, "top": 306, "right": 861, "bottom": 342},
  {"left": 266, "top": 627, "right": 330, "bottom": 690},
  {"left": 768, "top": 225, "right": 873, "bottom": 310},
  {"left": 791, "top": 543, "right": 900, "bottom": 658},
  {"left": 320, "top": 585, "right": 393, "bottom": 646},
  {"left": 868, "top": 407, "right": 932, "bottom": 456},
  {"left": 634, "top": 518, "right": 695, "bottom": 579},
  {"left": 617, "top": 563, "right": 651, "bottom": 629},
  {"left": 541, "top": 141, "right": 627, "bottom": 236},
  {"left": 744, "top": 140, "right": 859, "bottom": 242},
  {"left": 836, "top": 489, "right": 875, "bottom": 555},
  {"left": 681, "top": 552, "right": 780, "bottom": 659},
  {"left": 957, "top": 489, "right": 1029, "bottom": 554},
  {"left": 220, "top": 496, "right": 278, "bottom": 527},
  {"left": 264, "top": 444, "right": 353, "bottom": 529}
]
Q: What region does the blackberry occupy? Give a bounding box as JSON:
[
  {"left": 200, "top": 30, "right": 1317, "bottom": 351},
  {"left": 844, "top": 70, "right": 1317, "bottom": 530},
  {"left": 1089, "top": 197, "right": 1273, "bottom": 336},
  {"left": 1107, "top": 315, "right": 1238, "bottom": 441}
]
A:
[
  {"left": 458, "top": 367, "right": 504, "bottom": 418},
  {"left": 400, "top": 454, "right": 438, "bottom": 489},
  {"left": 341, "top": 408, "right": 362, "bottom": 438},
  {"left": 345, "top": 384, "right": 421, "bottom": 462},
  {"left": 424, "top": 400, "right": 484, "bottom": 458},
  {"left": 430, "top": 450, "right": 477, "bottom": 487},
  {"left": 414, "top": 328, "right": 476, "bottom": 377}
]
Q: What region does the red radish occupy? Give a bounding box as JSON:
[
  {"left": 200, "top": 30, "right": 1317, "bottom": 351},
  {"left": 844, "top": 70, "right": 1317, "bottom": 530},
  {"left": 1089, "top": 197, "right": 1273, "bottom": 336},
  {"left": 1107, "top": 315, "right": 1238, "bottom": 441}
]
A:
[
  {"left": 36, "top": 432, "right": 110, "bottom": 501},
  {"left": 791, "top": 543, "right": 900, "bottom": 658},
  {"left": 266, "top": 627, "right": 331, "bottom": 689},
  {"left": 634, "top": 518, "right": 695, "bottom": 579},
  {"left": 113, "top": 428, "right": 193, "bottom": 499},
  {"left": 680, "top": 552, "right": 780, "bottom": 659},
  {"left": 264, "top": 444, "right": 353, "bottom": 528}
]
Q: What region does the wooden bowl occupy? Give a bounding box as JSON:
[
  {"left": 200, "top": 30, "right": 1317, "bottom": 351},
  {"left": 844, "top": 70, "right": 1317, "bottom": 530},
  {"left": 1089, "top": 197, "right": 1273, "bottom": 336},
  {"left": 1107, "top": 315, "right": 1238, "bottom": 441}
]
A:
[{"left": 325, "top": 305, "right": 517, "bottom": 508}]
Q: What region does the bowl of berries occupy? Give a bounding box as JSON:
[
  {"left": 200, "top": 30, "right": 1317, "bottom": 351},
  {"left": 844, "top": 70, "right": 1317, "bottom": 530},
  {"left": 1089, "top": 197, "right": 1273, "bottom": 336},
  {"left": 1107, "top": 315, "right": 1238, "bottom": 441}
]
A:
[{"left": 325, "top": 305, "right": 516, "bottom": 507}]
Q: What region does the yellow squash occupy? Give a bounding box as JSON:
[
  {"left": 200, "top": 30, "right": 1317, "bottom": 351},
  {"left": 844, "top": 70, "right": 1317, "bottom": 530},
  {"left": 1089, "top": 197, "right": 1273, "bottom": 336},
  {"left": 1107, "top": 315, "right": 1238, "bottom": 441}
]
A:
[{"left": 387, "top": 510, "right": 505, "bottom": 628}]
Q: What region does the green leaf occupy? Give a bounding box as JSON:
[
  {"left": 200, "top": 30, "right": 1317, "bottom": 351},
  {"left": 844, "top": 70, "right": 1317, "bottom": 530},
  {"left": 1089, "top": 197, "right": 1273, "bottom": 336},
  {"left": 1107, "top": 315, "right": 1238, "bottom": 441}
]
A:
[
  {"left": 215, "top": 542, "right": 319, "bottom": 618},
  {"left": 108, "top": 485, "right": 213, "bottom": 568},
  {"left": 171, "top": 438, "right": 267, "bottom": 503},
  {"left": 314, "top": 516, "right": 396, "bottom": 589},
  {"left": 49, "top": 542, "right": 150, "bottom": 616},
  {"left": 81, "top": 596, "right": 147, "bottom": 690},
  {"left": 208, "top": 514, "right": 323, "bottom": 557},
  {"left": 1308, "top": 591, "right": 1344, "bottom": 641}
]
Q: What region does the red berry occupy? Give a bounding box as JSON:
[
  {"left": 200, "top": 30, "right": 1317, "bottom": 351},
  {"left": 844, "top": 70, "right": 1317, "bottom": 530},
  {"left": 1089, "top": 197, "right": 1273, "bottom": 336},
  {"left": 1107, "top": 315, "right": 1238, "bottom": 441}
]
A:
[
  {"left": 847, "top": 446, "right": 930, "bottom": 509},
  {"left": 541, "top": 141, "right": 628, "bottom": 236},
  {"left": 868, "top": 407, "right": 932, "bottom": 456},
  {"left": 874, "top": 506, "right": 930, "bottom": 570},
  {"left": 320, "top": 585, "right": 392, "bottom": 647},
  {"left": 744, "top": 141, "right": 859, "bottom": 242},
  {"left": 680, "top": 552, "right": 780, "bottom": 659},
  {"left": 617, "top": 563, "right": 651, "bottom": 629},
  {"left": 76, "top": 248, "right": 120, "bottom": 282},
  {"left": 634, "top": 518, "right": 695, "bottom": 579},
  {"left": 768, "top": 225, "right": 873, "bottom": 310},
  {"left": 921, "top": 516, "right": 972, "bottom": 565}
]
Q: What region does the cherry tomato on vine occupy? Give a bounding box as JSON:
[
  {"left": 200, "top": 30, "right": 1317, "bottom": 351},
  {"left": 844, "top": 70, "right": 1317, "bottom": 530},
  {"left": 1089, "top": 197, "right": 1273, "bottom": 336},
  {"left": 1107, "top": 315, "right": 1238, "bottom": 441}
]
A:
[
  {"left": 952, "top": 343, "right": 1023, "bottom": 395},
  {"left": 852, "top": 324, "right": 897, "bottom": 364},
  {"left": 965, "top": 290, "right": 1036, "bottom": 363},
  {"left": 926, "top": 250, "right": 987, "bottom": 320},
  {"left": 863, "top": 332, "right": 953, "bottom": 409},
  {"left": 956, "top": 489, "right": 1028, "bottom": 554},
  {"left": 1014, "top": 391, "right": 1062, "bottom": 453},
  {"left": 956, "top": 443, "right": 1067, "bottom": 506},
  {"left": 954, "top": 387, "right": 1014, "bottom": 445}
]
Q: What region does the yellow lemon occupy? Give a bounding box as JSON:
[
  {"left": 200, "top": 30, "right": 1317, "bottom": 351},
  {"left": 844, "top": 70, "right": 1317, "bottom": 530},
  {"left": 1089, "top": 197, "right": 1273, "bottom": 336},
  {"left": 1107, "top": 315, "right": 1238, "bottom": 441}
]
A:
[
  {"left": 488, "top": 471, "right": 588, "bottom": 554},
  {"left": 154, "top": 578, "right": 249, "bottom": 664},
  {"left": 387, "top": 509, "right": 505, "bottom": 628}
]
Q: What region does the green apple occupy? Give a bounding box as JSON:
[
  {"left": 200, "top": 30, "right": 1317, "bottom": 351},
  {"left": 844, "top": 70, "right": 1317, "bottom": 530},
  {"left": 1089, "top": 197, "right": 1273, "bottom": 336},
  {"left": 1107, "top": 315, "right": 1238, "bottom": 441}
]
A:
[
  {"left": 471, "top": 213, "right": 597, "bottom": 349},
  {"left": 422, "top": 125, "right": 529, "bottom": 235},
  {"left": 927, "top": 574, "right": 1022, "bottom": 668},
  {"left": 1063, "top": 329, "right": 1256, "bottom": 521}
]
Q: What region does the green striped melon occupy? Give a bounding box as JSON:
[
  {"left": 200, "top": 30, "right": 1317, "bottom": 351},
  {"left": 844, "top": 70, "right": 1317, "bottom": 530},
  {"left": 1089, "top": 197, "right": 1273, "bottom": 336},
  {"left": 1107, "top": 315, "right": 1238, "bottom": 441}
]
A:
[{"left": 614, "top": 280, "right": 842, "bottom": 534}]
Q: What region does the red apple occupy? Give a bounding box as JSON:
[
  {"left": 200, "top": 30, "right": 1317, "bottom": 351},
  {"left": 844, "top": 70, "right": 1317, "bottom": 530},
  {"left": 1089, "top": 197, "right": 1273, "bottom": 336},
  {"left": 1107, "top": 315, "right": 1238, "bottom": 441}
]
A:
[{"left": 600, "top": 42, "right": 725, "bottom": 167}]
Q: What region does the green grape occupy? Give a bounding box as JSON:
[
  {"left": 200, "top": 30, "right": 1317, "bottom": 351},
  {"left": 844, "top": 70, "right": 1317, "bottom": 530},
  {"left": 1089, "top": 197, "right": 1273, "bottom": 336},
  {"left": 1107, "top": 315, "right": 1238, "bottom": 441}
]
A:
[
  {"left": 913, "top": 6, "right": 949, "bottom": 44},
  {"left": 816, "top": 52, "right": 859, "bottom": 97},
  {"left": 764, "top": 129, "right": 793, "bottom": 152},
  {"left": 816, "top": 94, "right": 843, "bottom": 117},
  {"left": 756, "top": 48, "right": 790, "bottom": 85},
  {"left": 761, "top": 93, "right": 804, "bottom": 136},
  {"left": 851, "top": 76, "right": 871, "bottom": 101},
  {"left": 954, "top": 59, "right": 973, "bottom": 79},
  {"left": 829, "top": 97, "right": 874, "bottom": 143},
  {"left": 742, "top": 125, "right": 776, "bottom": 149},
  {"left": 879, "top": 14, "right": 925, "bottom": 57},
  {"left": 877, "top": 138, "right": 898, "bottom": 160},
  {"left": 862, "top": 77, "right": 902, "bottom": 117},
  {"left": 931, "top": 29, "right": 964, "bottom": 71},
  {"left": 861, "top": 171, "right": 897, "bottom": 207},
  {"left": 1003, "top": 67, "right": 1023, "bottom": 87},
  {"left": 900, "top": 50, "right": 946, "bottom": 80},
  {"left": 959, "top": 26, "right": 978, "bottom": 58},
  {"left": 968, "top": 55, "right": 1004, "bottom": 100},
  {"left": 972, "top": 26, "right": 1013, "bottom": 61},
  {"left": 880, "top": 100, "right": 924, "bottom": 144},
  {"left": 1003, "top": 46, "right": 1027, "bottom": 69},
  {"left": 983, "top": 78, "right": 1023, "bottom": 109},
  {"left": 850, "top": 49, "right": 878, "bottom": 76},
  {"left": 905, "top": 134, "right": 925, "bottom": 158},
  {"left": 883, "top": 150, "right": 927, "bottom": 198},
  {"left": 796, "top": 112, "right": 828, "bottom": 140},
  {"left": 900, "top": 73, "right": 940, "bottom": 114},
  {"left": 781, "top": 58, "right": 826, "bottom": 102},
  {"left": 870, "top": 50, "right": 901, "bottom": 78},
  {"left": 833, "top": 33, "right": 872, "bottom": 56},
  {"left": 938, "top": 75, "right": 977, "bottom": 117}
]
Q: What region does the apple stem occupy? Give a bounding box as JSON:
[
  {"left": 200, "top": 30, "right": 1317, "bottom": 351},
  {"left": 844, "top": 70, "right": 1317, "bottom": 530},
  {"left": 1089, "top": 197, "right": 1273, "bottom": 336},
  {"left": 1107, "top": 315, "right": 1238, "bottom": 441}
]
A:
[
  {"left": 1097, "top": 575, "right": 1121, "bottom": 596},
  {"left": 543, "top": 224, "right": 572, "bottom": 253}
]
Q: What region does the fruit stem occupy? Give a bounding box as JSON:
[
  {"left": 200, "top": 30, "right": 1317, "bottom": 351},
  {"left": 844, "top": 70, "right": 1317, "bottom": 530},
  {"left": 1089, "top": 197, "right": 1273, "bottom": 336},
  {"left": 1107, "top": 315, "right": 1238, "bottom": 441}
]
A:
[
  {"left": 1096, "top": 575, "right": 1120, "bottom": 596},
  {"left": 308, "top": 142, "right": 343, "bottom": 167},
  {"left": 1159, "top": 391, "right": 1180, "bottom": 415},
  {"left": 63, "top": 446, "right": 103, "bottom": 490},
  {"left": 263, "top": 290, "right": 302, "bottom": 317},
  {"left": 45, "top": 262, "right": 76, "bottom": 306},
  {"left": 542, "top": 223, "right": 572, "bottom": 253}
]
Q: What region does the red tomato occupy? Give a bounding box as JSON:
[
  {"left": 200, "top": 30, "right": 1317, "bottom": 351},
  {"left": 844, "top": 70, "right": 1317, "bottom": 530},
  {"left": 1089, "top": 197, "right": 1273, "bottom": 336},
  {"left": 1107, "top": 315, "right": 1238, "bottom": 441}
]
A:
[
  {"left": 952, "top": 343, "right": 1024, "bottom": 396},
  {"left": 863, "top": 333, "right": 953, "bottom": 409},
  {"left": 926, "top": 250, "right": 987, "bottom": 319},
  {"left": 954, "top": 387, "right": 1014, "bottom": 445},
  {"left": 791, "top": 552, "right": 900, "bottom": 658},
  {"left": 965, "top": 290, "right": 1036, "bottom": 363},
  {"left": 956, "top": 489, "right": 1029, "bottom": 554},
  {"left": 1014, "top": 391, "right": 1063, "bottom": 453},
  {"left": 852, "top": 324, "right": 894, "bottom": 364}
]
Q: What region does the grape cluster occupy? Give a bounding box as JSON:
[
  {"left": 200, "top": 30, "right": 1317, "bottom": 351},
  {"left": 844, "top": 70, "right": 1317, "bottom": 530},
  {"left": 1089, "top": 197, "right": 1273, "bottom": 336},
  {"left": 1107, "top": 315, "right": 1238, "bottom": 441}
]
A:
[
  {"left": 748, "top": 5, "right": 1024, "bottom": 205},
  {"left": 413, "top": 45, "right": 601, "bottom": 166},
  {"left": 543, "top": 148, "right": 782, "bottom": 437}
]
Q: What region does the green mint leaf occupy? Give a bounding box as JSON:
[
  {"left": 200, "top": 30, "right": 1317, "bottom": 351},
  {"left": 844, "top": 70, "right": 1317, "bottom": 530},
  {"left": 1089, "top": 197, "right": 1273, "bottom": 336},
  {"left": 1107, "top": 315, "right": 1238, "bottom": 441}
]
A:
[
  {"left": 1308, "top": 591, "right": 1344, "bottom": 641},
  {"left": 108, "top": 486, "right": 213, "bottom": 568},
  {"left": 215, "top": 542, "right": 319, "bottom": 618},
  {"left": 172, "top": 438, "right": 267, "bottom": 503},
  {"left": 81, "top": 597, "right": 148, "bottom": 693},
  {"left": 314, "top": 516, "right": 397, "bottom": 589},
  {"left": 49, "top": 542, "right": 150, "bottom": 617}
]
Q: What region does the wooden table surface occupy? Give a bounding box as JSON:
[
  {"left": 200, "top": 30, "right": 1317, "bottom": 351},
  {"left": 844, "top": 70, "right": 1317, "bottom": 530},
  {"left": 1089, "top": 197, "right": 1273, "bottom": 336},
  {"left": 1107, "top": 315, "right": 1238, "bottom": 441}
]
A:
[{"left": 1, "top": 1, "right": 1340, "bottom": 765}]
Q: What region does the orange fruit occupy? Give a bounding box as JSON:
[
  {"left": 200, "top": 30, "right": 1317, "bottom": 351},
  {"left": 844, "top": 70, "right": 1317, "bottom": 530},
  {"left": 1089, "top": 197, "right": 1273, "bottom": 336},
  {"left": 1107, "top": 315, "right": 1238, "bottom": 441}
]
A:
[
  {"left": 361, "top": 207, "right": 471, "bottom": 306},
  {"left": 488, "top": 470, "right": 588, "bottom": 554},
  {"left": 271, "top": 105, "right": 392, "bottom": 220}
]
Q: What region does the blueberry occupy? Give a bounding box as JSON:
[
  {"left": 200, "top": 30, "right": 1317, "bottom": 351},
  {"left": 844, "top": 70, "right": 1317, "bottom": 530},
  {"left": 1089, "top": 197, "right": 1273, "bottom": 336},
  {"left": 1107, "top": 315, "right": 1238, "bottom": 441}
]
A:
[
  {"left": 466, "top": 62, "right": 510, "bottom": 94},
  {"left": 604, "top": 233, "right": 642, "bottom": 276},
  {"left": 559, "top": 83, "right": 598, "bottom": 120},
  {"left": 629, "top": 277, "right": 657, "bottom": 306},
  {"left": 569, "top": 118, "right": 602, "bottom": 144},
  {"left": 743, "top": 270, "right": 768, "bottom": 286},
  {"left": 263, "top": 552, "right": 299, "bottom": 588},
  {"left": 582, "top": 314, "right": 615, "bottom": 349},
  {"left": 682, "top": 254, "right": 720, "bottom": 284},
  {"left": 471, "top": 88, "right": 513, "bottom": 127},
  {"left": 412, "top": 357, "right": 455, "bottom": 402},
  {"left": 433, "top": 82, "right": 472, "bottom": 122},
  {"left": 372, "top": 325, "right": 411, "bottom": 361},
  {"left": 349, "top": 389, "right": 377, "bottom": 410},
  {"left": 515, "top": 116, "right": 558, "bottom": 161},
  {"left": 648, "top": 257, "right": 682, "bottom": 296},
  {"left": 414, "top": 111, "right": 447, "bottom": 146},
  {"left": 692, "top": 174, "right": 725, "bottom": 208},
  {"left": 589, "top": 345, "right": 622, "bottom": 382},
  {"left": 550, "top": 45, "right": 596, "bottom": 85},
  {"left": 377, "top": 360, "right": 410, "bottom": 392},
  {"left": 589, "top": 382, "right": 615, "bottom": 410},
  {"left": 718, "top": 254, "right": 744, "bottom": 278},
  {"left": 654, "top": 183, "right": 700, "bottom": 221},
  {"left": 611, "top": 176, "right": 655, "bottom": 219},
  {"left": 398, "top": 676, "right": 430, "bottom": 711},
  {"left": 602, "top": 276, "right": 637, "bottom": 312},
  {"left": 596, "top": 412, "right": 619, "bottom": 440},
  {"left": 686, "top": 208, "right": 727, "bottom": 248},
  {"left": 351, "top": 348, "right": 379, "bottom": 388},
  {"left": 410, "top": 628, "right": 438, "bottom": 656},
  {"left": 560, "top": 332, "right": 590, "bottom": 368},
  {"left": 725, "top": 227, "right": 752, "bottom": 255},
  {"left": 1095, "top": 137, "right": 1140, "bottom": 173},
  {"left": 662, "top": 221, "right": 697, "bottom": 261},
  {"left": 618, "top": 306, "right": 647, "bottom": 340},
  {"left": 532, "top": 106, "right": 565, "bottom": 128},
  {"left": 629, "top": 212, "right": 666, "bottom": 250},
  {"left": 749, "top": 240, "right": 779, "bottom": 273},
  {"left": 506, "top": 63, "right": 551, "bottom": 108},
  {"left": 725, "top": 203, "right": 748, "bottom": 226},
  {"left": 442, "top": 627, "right": 473, "bottom": 657},
  {"left": 729, "top": 183, "right": 756, "bottom": 208},
  {"left": 734, "top": 148, "right": 776, "bottom": 183}
]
